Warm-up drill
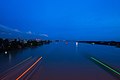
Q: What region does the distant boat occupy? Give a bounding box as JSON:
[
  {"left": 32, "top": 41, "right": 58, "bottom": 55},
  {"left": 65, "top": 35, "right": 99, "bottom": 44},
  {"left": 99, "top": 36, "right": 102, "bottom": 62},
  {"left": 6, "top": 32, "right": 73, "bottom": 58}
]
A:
[
  {"left": 65, "top": 42, "right": 68, "bottom": 45},
  {"left": 76, "top": 42, "right": 78, "bottom": 46}
]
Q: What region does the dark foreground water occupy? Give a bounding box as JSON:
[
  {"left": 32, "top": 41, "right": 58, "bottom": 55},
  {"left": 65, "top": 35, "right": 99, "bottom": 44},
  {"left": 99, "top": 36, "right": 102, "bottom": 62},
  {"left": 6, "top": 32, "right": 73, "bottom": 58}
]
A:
[{"left": 0, "top": 42, "right": 120, "bottom": 80}]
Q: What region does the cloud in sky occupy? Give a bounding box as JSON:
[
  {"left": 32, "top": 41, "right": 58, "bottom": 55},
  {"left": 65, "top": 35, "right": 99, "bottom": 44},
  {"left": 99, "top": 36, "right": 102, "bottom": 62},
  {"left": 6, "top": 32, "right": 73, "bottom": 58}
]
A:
[
  {"left": 0, "top": 24, "right": 22, "bottom": 33},
  {"left": 0, "top": 24, "right": 49, "bottom": 38},
  {"left": 26, "top": 31, "right": 49, "bottom": 37},
  {"left": 13, "top": 29, "right": 22, "bottom": 33},
  {"left": 40, "top": 34, "right": 48, "bottom": 37},
  {"left": 26, "top": 31, "right": 32, "bottom": 34},
  {"left": 26, "top": 30, "right": 49, "bottom": 37},
  {"left": 0, "top": 24, "right": 12, "bottom": 30}
]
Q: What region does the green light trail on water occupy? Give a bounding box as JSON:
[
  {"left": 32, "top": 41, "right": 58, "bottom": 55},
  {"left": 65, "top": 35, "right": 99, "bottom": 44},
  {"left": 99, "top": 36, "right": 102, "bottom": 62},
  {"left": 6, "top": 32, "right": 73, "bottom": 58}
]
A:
[{"left": 91, "top": 57, "right": 120, "bottom": 75}]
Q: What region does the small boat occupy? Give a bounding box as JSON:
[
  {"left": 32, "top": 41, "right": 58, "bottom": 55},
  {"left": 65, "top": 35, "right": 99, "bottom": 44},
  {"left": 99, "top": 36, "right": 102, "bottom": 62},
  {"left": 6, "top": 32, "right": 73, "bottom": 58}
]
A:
[{"left": 76, "top": 42, "right": 78, "bottom": 46}]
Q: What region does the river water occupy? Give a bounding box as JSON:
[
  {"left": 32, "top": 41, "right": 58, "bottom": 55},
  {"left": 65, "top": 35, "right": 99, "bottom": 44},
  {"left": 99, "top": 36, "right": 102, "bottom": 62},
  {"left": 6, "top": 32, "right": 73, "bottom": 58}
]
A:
[{"left": 0, "top": 42, "right": 120, "bottom": 80}]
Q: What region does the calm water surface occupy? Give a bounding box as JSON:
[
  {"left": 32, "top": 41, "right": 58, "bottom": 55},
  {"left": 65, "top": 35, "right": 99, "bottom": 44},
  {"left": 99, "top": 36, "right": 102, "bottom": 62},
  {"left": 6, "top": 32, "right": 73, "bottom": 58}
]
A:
[{"left": 0, "top": 42, "right": 120, "bottom": 80}]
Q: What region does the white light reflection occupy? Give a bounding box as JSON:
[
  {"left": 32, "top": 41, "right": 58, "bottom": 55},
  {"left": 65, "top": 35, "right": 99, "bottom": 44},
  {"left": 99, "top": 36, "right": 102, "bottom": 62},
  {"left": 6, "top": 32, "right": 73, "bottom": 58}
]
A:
[
  {"left": 9, "top": 53, "right": 12, "bottom": 63},
  {"left": 76, "top": 42, "right": 79, "bottom": 53},
  {"left": 76, "top": 42, "right": 78, "bottom": 47}
]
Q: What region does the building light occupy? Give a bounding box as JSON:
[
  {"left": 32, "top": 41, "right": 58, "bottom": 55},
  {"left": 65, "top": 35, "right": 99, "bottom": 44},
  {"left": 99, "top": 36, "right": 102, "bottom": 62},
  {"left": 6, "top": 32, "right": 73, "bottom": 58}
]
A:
[
  {"left": 5, "top": 51, "right": 8, "bottom": 54},
  {"left": 91, "top": 43, "right": 95, "bottom": 45}
]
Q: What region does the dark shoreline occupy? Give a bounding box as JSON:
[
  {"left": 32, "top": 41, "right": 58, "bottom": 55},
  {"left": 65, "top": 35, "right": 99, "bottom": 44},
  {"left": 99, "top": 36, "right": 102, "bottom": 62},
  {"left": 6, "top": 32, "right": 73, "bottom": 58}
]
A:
[
  {"left": 77, "top": 41, "right": 120, "bottom": 48},
  {"left": 0, "top": 38, "right": 51, "bottom": 53}
]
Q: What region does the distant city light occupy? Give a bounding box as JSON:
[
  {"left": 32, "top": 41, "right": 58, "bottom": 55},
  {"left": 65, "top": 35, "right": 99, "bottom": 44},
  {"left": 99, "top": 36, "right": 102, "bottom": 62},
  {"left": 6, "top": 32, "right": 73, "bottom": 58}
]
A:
[
  {"left": 91, "top": 43, "right": 95, "bottom": 45},
  {"left": 5, "top": 51, "right": 8, "bottom": 54},
  {"left": 76, "top": 42, "right": 78, "bottom": 46}
]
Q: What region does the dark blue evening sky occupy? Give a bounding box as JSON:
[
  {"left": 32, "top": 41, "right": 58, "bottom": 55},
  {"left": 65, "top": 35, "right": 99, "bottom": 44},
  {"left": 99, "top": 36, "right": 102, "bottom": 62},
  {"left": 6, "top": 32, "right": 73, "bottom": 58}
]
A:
[{"left": 0, "top": 0, "right": 120, "bottom": 40}]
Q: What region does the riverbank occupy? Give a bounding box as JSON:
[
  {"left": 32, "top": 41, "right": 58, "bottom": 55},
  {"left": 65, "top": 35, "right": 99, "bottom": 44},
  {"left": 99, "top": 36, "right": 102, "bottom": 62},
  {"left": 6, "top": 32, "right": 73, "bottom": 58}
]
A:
[
  {"left": 0, "top": 38, "right": 51, "bottom": 53},
  {"left": 78, "top": 41, "right": 120, "bottom": 48}
]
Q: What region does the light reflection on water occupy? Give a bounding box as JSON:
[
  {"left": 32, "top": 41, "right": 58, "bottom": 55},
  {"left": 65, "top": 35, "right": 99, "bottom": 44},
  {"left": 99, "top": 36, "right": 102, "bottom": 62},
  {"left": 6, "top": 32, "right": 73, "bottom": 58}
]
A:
[
  {"left": 9, "top": 53, "right": 11, "bottom": 63},
  {"left": 0, "top": 42, "right": 120, "bottom": 80}
]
